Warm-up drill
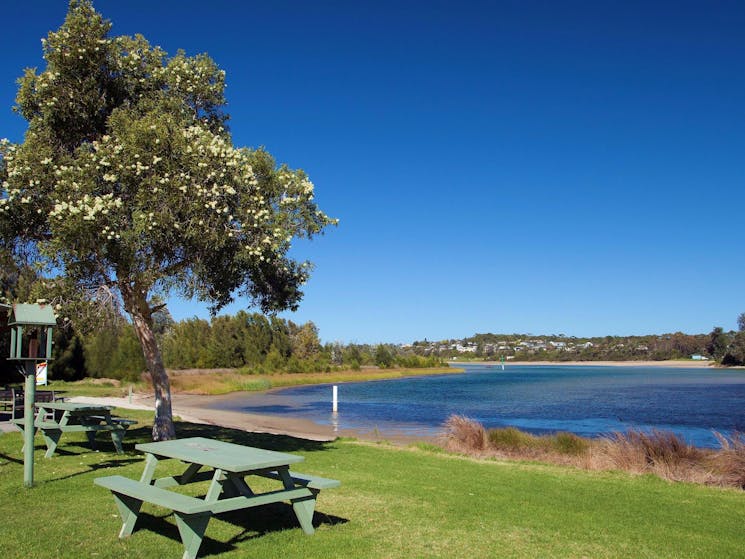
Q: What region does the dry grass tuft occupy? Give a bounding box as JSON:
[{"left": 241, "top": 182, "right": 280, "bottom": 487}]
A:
[
  {"left": 596, "top": 430, "right": 713, "bottom": 484},
  {"left": 441, "top": 415, "right": 488, "bottom": 453},
  {"left": 710, "top": 431, "right": 745, "bottom": 488},
  {"left": 440, "top": 415, "right": 745, "bottom": 489}
]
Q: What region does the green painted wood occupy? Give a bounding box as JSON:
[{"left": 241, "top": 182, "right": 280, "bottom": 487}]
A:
[
  {"left": 174, "top": 512, "right": 211, "bottom": 559},
  {"left": 32, "top": 422, "right": 129, "bottom": 432},
  {"left": 139, "top": 453, "right": 159, "bottom": 484},
  {"left": 154, "top": 469, "right": 213, "bottom": 489},
  {"left": 23, "top": 373, "right": 35, "bottom": 486},
  {"left": 8, "top": 303, "right": 56, "bottom": 326},
  {"left": 136, "top": 437, "right": 305, "bottom": 473},
  {"left": 95, "top": 476, "right": 211, "bottom": 514},
  {"left": 292, "top": 496, "right": 317, "bottom": 535},
  {"left": 112, "top": 492, "right": 143, "bottom": 537},
  {"left": 259, "top": 470, "right": 341, "bottom": 490},
  {"left": 206, "top": 487, "right": 313, "bottom": 515},
  {"left": 34, "top": 402, "right": 113, "bottom": 412}
]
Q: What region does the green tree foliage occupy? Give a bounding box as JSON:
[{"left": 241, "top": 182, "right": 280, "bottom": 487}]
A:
[
  {"left": 374, "top": 344, "right": 395, "bottom": 368},
  {"left": 289, "top": 321, "right": 321, "bottom": 360},
  {"left": 84, "top": 318, "right": 146, "bottom": 380},
  {"left": 707, "top": 327, "right": 730, "bottom": 362},
  {"left": 160, "top": 318, "right": 211, "bottom": 369},
  {"left": 0, "top": 1, "right": 335, "bottom": 439}
]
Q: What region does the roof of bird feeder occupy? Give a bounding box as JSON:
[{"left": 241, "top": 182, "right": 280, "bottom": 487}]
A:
[{"left": 8, "top": 303, "right": 57, "bottom": 327}]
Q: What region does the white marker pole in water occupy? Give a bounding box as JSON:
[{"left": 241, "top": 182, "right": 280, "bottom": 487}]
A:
[{"left": 332, "top": 385, "right": 338, "bottom": 413}]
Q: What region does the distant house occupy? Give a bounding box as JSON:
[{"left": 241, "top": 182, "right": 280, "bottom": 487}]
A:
[{"left": 691, "top": 354, "right": 710, "bottom": 361}]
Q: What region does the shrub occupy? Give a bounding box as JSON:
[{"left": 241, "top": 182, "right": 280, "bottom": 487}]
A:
[
  {"left": 551, "top": 431, "right": 590, "bottom": 456},
  {"left": 488, "top": 427, "right": 541, "bottom": 450},
  {"left": 442, "top": 415, "right": 487, "bottom": 452}
]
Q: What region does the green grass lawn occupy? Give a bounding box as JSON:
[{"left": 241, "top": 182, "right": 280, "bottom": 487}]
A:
[{"left": 0, "top": 410, "right": 743, "bottom": 558}]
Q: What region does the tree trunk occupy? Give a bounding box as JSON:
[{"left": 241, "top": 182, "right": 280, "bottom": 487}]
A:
[{"left": 120, "top": 283, "right": 175, "bottom": 440}]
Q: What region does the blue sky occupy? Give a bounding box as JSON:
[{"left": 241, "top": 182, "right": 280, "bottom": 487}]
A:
[{"left": 2, "top": 1, "right": 744, "bottom": 343}]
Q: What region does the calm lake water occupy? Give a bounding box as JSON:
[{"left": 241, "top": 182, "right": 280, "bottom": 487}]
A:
[{"left": 209, "top": 365, "right": 745, "bottom": 448}]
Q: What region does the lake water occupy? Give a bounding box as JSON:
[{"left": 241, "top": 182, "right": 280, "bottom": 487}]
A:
[{"left": 209, "top": 365, "right": 745, "bottom": 448}]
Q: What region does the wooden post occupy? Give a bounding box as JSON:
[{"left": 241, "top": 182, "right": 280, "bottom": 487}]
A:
[
  {"left": 332, "top": 385, "right": 338, "bottom": 413},
  {"left": 23, "top": 363, "right": 36, "bottom": 488}
]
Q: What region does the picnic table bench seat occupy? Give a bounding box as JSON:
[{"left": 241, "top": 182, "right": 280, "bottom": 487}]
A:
[{"left": 258, "top": 470, "right": 342, "bottom": 491}]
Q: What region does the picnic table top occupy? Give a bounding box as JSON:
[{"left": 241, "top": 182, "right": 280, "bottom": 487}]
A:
[
  {"left": 34, "top": 401, "right": 113, "bottom": 412},
  {"left": 136, "top": 437, "right": 305, "bottom": 473}
]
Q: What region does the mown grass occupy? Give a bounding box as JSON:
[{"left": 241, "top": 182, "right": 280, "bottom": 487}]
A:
[{"left": 0, "top": 414, "right": 744, "bottom": 558}]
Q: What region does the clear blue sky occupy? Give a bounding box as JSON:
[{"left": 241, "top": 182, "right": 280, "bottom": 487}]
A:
[{"left": 2, "top": 1, "right": 743, "bottom": 343}]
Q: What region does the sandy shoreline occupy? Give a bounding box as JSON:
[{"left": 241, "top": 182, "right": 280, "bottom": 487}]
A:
[{"left": 68, "top": 393, "right": 422, "bottom": 444}]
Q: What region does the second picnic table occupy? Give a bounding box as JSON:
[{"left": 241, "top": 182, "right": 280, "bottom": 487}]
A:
[
  {"left": 95, "top": 436, "right": 340, "bottom": 559},
  {"left": 13, "top": 401, "right": 136, "bottom": 457}
]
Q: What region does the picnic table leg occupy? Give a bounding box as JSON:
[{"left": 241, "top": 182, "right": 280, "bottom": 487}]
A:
[
  {"left": 110, "top": 492, "right": 143, "bottom": 538},
  {"left": 278, "top": 468, "right": 317, "bottom": 534},
  {"left": 205, "top": 468, "right": 227, "bottom": 502},
  {"left": 41, "top": 428, "right": 62, "bottom": 458},
  {"left": 227, "top": 473, "right": 254, "bottom": 497},
  {"left": 173, "top": 512, "right": 211, "bottom": 559},
  {"left": 140, "top": 453, "right": 159, "bottom": 484},
  {"left": 110, "top": 428, "right": 125, "bottom": 454},
  {"left": 86, "top": 430, "right": 97, "bottom": 450}
]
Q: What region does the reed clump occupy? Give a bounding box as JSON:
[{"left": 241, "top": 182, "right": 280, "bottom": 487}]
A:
[
  {"left": 442, "top": 415, "right": 488, "bottom": 453},
  {"left": 440, "top": 415, "right": 745, "bottom": 489}
]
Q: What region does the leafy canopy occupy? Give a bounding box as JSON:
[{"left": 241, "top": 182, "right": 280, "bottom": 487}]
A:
[{"left": 0, "top": 0, "right": 335, "bottom": 316}]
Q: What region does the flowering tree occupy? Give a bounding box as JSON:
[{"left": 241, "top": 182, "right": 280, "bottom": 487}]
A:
[{"left": 0, "top": 1, "right": 335, "bottom": 439}]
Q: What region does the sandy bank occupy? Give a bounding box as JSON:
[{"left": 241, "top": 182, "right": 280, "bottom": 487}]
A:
[{"left": 68, "top": 393, "right": 412, "bottom": 443}]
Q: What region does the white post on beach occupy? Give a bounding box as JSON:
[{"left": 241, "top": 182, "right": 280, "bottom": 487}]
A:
[
  {"left": 128, "top": 385, "right": 133, "bottom": 403},
  {"left": 332, "top": 385, "right": 338, "bottom": 413}
]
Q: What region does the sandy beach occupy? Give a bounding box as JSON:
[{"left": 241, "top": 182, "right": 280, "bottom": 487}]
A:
[{"left": 67, "top": 393, "right": 404, "bottom": 443}]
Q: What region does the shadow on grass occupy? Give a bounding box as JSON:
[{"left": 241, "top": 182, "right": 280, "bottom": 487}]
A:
[
  {"left": 46, "top": 456, "right": 144, "bottom": 482},
  {"left": 0, "top": 452, "right": 22, "bottom": 464},
  {"left": 134, "top": 504, "right": 348, "bottom": 558}
]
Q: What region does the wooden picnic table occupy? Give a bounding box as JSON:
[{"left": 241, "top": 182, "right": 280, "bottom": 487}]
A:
[
  {"left": 13, "top": 401, "right": 136, "bottom": 457},
  {"left": 95, "top": 436, "right": 340, "bottom": 559}
]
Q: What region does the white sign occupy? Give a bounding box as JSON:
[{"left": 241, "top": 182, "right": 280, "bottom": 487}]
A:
[{"left": 35, "top": 362, "right": 48, "bottom": 386}]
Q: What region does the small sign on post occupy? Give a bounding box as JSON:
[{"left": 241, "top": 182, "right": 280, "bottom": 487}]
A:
[{"left": 35, "top": 362, "right": 48, "bottom": 386}]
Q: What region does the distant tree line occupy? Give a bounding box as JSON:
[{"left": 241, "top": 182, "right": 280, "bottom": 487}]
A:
[{"left": 413, "top": 323, "right": 745, "bottom": 366}]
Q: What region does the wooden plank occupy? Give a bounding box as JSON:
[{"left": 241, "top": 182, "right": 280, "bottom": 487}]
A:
[
  {"left": 207, "top": 487, "right": 312, "bottom": 514},
  {"left": 136, "top": 437, "right": 304, "bottom": 473},
  {"left": 258, "top": 470, "right": 341, "bottom": 490},
  {"left": 94, "top": 475, "right": 212, "bottom": 514},
  {"left": 34, "top": 402, "right": 113, "bottom": 412}
]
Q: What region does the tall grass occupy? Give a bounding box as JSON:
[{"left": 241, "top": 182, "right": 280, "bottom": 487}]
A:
[{"left": 441, "top": 415, "right": 745, "bottom": 489}]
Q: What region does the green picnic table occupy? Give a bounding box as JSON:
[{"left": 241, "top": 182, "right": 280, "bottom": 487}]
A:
[
  {"left": 13, "top": 401, "right": 136, "bottom": 457},
  {"left": 95, "top": 436, "right": 340, "bottom": 559}
]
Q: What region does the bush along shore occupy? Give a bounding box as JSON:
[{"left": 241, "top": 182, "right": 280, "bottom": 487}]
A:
[{"left": 441, "top": 415, "right": 745, "bottom": 490}]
